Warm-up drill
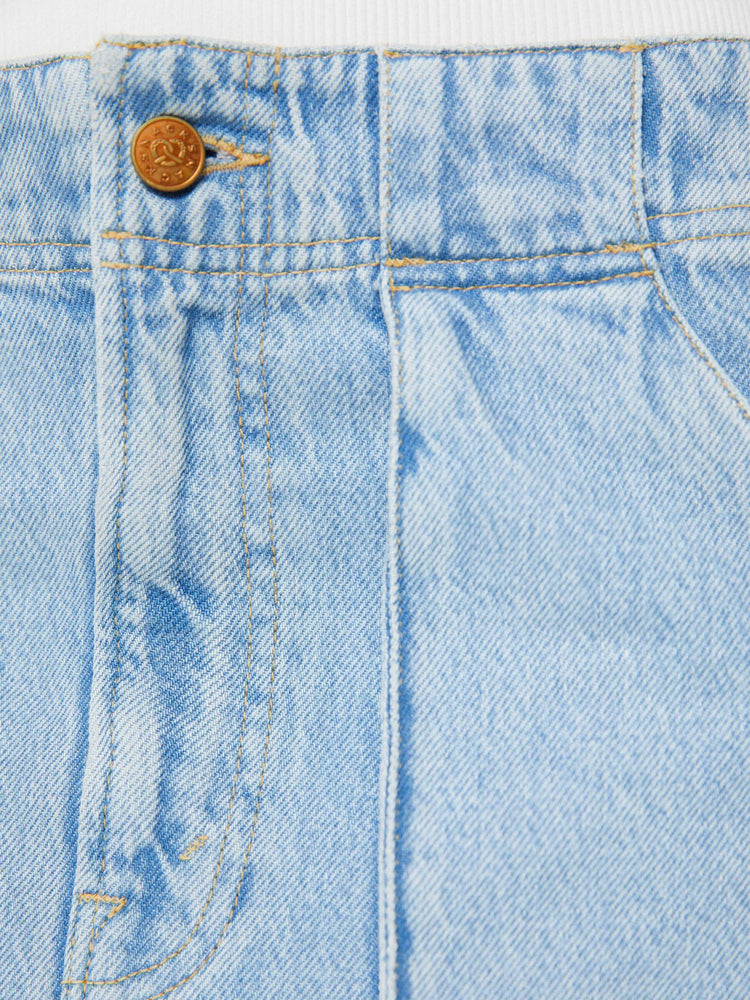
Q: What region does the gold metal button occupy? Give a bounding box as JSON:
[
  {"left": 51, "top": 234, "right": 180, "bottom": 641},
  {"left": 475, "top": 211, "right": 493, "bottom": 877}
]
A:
[{"left": 130, "top": 116, "right": 205, "bottom": 193}]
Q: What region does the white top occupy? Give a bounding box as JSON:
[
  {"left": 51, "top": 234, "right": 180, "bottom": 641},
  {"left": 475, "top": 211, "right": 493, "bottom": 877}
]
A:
[{"left": 2, "top": 0, "right": 750, "bottom": 63}]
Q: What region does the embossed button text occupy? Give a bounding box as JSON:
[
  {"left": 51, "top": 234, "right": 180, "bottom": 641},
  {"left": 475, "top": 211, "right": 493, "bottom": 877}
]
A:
[{"left": 130, "top": 116, "right": 205, "bottom": 193}]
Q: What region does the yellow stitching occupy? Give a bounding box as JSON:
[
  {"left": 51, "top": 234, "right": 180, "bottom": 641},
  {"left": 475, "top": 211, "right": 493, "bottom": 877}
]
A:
[
  {"left": 100, "top": 260, "right": 378, "bottom": 277},
  {"left": 607, "top": 242, "right": 648, "bottom": 252},
  {"left": 628, "top": 50, "right": 643, "bottom": 237},
  {"left": 202, "top": 135, "right": 244, "bottom": 155},
  {"left": 0, "top": 55, "right": 89, "bottom": 73},
  {"left": 203, "top": 155, "right": 270, "bottom": 175},
  {"left": 386, "top": 228, "right": 750, "bottom": 274},
  {"left": 78, "top": 893, "right": 127, "bottom": 920},
  {"left": 100, "top": 230, "right": 378, "bottom": 249},
  {"left": 108, "top": 38, "right": 192, "bottom": 50},
  {"left": 80, "top": 48, "right": 131, "bottom": 999},
  {"left": 220, "top": 49, "right": 254, "bottom": 966},
  {"left": 99, "top": 227, "right": 750, "bottom": 282},
  {"left": 0, "top": 267, "right": 90, "bottom": 273},
  {"left": 220, "top": 55, "right": 258, "bottom": 992},
  {"left": 0, "top": 239, "right": 88, "bottom": 247},
  {"left": 647, "top": 202, "right": 750, "bottom": 220},
  {"left": 95, "top": 228, "right": 750, "bottom": 263},
  {"left": 646, "top": 264, "right": 750, "bottom": 423},
  {"left": 77, "top": 894, "right": 127, "bottom": 973},
  {"left": 219, "top": 59, "right": 257, "bottom": 991},
  {"left": 393, "top": 269, "right": 653, "bottom": 292},
  {"left": 201, "top": 134, "right": 270, "bottom": 173},
  {"left": 606, "top": 229, "right": 750, "bottom": 252},
  {"left": 178, "top": 835, "right": 209, "bottom": 862},
  {"left": 83, "top": 913, "right": 119, "bottom": 960},
  {"left": 619, "top": 42, "right": 647, "bottom": 52}
]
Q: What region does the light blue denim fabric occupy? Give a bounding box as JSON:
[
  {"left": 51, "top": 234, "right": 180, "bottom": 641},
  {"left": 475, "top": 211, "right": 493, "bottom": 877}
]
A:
[{"left": 1, "top": 33, "right": 750, "bottom": 1000}]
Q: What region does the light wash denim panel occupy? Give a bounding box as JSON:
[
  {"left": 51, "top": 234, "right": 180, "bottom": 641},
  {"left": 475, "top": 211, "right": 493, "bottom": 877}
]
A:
[{"left": 1, "top": 34, "right": 750, "bottom": 1000}]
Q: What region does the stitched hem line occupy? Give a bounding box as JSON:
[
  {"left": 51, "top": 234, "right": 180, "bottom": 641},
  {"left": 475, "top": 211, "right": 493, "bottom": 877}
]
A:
[
  {"left": 16, "top": 225, "right": 750, "bottom": 282},
  {"left": 383, "top": 37, "right": 750, "bottom": 58},
  {"left": 392, "top": 269, "right": 653, "bottom": 292},
  {"left": 385, "top": 246, "right": 608, "bottom": 266},
  {"left": 100, "top": 260, "right": 378, "bottom": 277},
  {"left": 378, "top": 49, "right": 400, "bottom": 1000},
  {"left": 0, "top": 239, "right": 89, "bottom": 247},
  {"left": 3, "top": 35, "right": 747, "bottom": 75},
  {"left": 0, "top": 54, "right": 89, "bottom": 73},
  {"left": 647, "top": 202, "right": 750, "bottom": 220},
  {"left": 101, "top": 230, "right": 379, "bottom": 250},
  {"left": 0, "top": 267, "right": 91, "bottom": 273},
  {"left": 101, "top": 37, "right": 368, "bottom": 59}
]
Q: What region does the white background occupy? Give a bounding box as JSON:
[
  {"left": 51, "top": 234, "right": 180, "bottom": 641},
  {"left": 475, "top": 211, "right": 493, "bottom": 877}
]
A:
[{"left": 2, "top": 0, "right": 750, "bottom": 62}]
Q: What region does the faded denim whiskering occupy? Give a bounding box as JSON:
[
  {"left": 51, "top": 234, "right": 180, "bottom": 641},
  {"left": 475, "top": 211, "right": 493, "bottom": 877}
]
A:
[{"left": 1, "top": 34, "right": 750, "bottom": 1000}]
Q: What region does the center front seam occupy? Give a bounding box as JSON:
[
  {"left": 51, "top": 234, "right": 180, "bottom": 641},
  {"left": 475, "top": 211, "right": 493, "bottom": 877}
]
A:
[{"left": 65, "top": 46, "right": 285, "bottom": 999}]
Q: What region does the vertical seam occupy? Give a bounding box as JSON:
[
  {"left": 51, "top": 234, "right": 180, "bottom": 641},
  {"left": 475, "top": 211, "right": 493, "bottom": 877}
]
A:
[
  {"left": 79, "top": 895, "right": 128, "bottom": 960},
  {"left": 62, "top": 896, "right": 83, "bottom": 997},
  {"left": 388, "top": 275, "right": 404, "bottom": 995},
  {"left": 80, "top": 46, "right": 131, "bottom": 998},
  {"left": 228, "top": 49, "right": 254, "bottom": 983},
  {"left": 251, "top": 46, "right": 282, "bottom": 867},
  {"left": 385, "top": 56, "right": 394, "bottom": 258},
  {"left": 380, "top": 47, "right": 402, "bottom": 1000},
  {"left": 628, "top": 49, "right": 644, "bottom": 238}
]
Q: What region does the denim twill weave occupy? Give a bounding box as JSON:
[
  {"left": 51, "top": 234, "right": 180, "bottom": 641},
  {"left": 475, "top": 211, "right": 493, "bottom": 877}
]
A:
[{"left": 1, "top": 35, "right": 750, "bottom": 1000}]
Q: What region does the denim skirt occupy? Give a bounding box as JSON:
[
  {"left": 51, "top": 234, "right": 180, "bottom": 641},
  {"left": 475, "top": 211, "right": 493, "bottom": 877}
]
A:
[{"left": 2, "top": 34, "right": 749, "bottom": 1000}]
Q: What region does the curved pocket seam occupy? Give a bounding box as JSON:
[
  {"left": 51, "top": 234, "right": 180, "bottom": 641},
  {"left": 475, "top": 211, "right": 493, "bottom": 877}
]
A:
[{"left": 640, "top": 246, "right": 750, "bottom": 426}]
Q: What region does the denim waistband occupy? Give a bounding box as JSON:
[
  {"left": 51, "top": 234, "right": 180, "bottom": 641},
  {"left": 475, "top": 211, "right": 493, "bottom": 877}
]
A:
[{"left": 2, "top": 37, "right": 750, "bottom": 263}]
